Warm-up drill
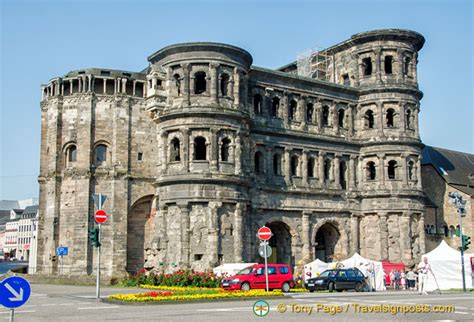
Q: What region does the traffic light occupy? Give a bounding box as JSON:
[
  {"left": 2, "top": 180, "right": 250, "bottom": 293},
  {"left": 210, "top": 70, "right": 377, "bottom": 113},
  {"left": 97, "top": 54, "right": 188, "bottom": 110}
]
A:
[
  {"left": 461, "top": 234, "right": 471, "bottom": 251},
  {"left": 88, "top": 228, "right": 101, "bottom": 247}
]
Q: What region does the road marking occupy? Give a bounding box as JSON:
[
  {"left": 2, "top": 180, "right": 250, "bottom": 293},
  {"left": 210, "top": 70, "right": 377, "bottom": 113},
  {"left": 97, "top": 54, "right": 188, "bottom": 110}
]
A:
[
  {"left": 0, "top": 310, "right": 36, "bottom": 315},
  {"left": 41, "top": 304, "right": 57, "bottom": 306},
  {"left": 197, "top": 307, "right": 251, "bottom": 312},
  {"left": 60, "top": 303, "right": 75, "bottom": 306},
  {"left": 22, "top": 305, "right": 37, "bottom": 308},
  {"left": 77, "top": 306, "right": 120, "bottom": 310},
  {"left": 455, "top": 312, "right": 469, "bottom": 315},
  {"left": 457, "top": 306, "right": 467, "bottom": 309}
]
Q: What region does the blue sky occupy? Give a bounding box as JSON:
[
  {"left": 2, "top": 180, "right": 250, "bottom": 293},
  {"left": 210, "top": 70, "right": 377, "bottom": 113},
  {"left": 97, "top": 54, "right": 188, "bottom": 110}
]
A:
[{"left": 0, "top": 0, "right": 472, "bottom": 200}]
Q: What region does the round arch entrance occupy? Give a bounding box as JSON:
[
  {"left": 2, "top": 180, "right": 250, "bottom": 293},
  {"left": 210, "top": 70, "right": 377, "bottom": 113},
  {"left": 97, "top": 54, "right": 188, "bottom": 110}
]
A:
[
  {"left": 265, "top": 221, "right": 293, "bottom": 267},
  {"left": 315, "top": 223, "right": 340, "bottom": 262},
  {"left": 126, "top": 195, "right": 154, "bottom": 274}
]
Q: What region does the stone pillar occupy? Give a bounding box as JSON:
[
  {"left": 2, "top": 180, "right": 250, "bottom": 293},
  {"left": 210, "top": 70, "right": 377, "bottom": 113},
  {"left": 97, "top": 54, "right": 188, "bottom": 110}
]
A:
[
  {"left": 318, "top": 152, "right": 325, "bottom": 187},
  {"left": 69, "top": 80, "right": 73, "bottom": 95},
  {"left": 234, "top": 133, "right": 242, "bottom": 175},
  {"left": 179, "top": 203, "right": 190, "bottom": 268},
  {"left": 182, "top": 63, "right": 190, "bottom": 106},
  {"left": 302, "top": 212, "right": 312, "bottom": 261},
  {"left": 78, "top": 77, "right": 82, "bottom": 93},
  {"left": 282, "top": 93, "right": 289, "bottom": 126},
  {"left": 349, "top": 156, "right": 356, "bottom": 190},
  {"left": 396, "top": 48, "right": 404, "bottom": 82},
  {"left": 160, "top": 131, "right": 168, "bottom": 174},
  {"left": 88, "top": 76, "right": 92, "bottom": 93},
  {"left": 208, "top": 202, "right": 220, "bottom": 267},
  {"left": 60, "top": 82, "right": 64, "bottom": 96},
  {"left": 414, "top": 105, "right": 420, "bottom": 138},
  {"left": 122, "top": 78, "right": 127, "bottom": 94},
  {"left": 265, "top": 146, "right": 273, "bottom": 182},
  {"left": 284, "top": 147, "right": 291, "bottom": 185},
  {"left": 334, "top": 154, "right": 341, "bottom": 189},
  {"left": 132, "top": 80, "right": 136, "bottom": 96},
  {"left": 315, "top": 100, "right": 322, "bottom": 133},
  {"left": 302, "top": 150, "right": 308, "bottom": 187},
  {"left": 377, "top": 102, "right": 384, "bottom": 137},
  {"left": 114, "top": 78, "right": 119, "bottom": 94},
  {"left": 333, "top": 103, "right": 339, "bottom": 135},
  {"left": 375, "top": 48, "right": 382, "bottom": 84},
  {"left": 398, "top": 213, "right": 411, "bottom": 262},
  {"left": 351, "top": 53, "right": 360, "bottom": 86},
  {"left": 400, "top": 102, "right": 406, "bottom": 131},
  {"left": 103, "top": 79, "right": 107, "bottom": 94},
  {"left": 379, "top": 212, "right": 388, "bottom": 260},
  {"left": 350, "top": 214, "right": 359, "bottom": 254},
  {"left": 233, "top": 67, "right": 240, "bottom": 107},
  {"left": 210, "top": 63, "right": 219, "bottom": 104},
  {"left": 210, "top": 128, "right": 218, "bottom": 171},
  {"left": 401, "top": 153, "right": 408, "bottom": 185},
  {"left": 418, "top": 213, "right": 426, "bottom": 255},
  {"left": 416, "top": 157, "right": 422, "bottom": 190},
  {"left": 378, "top": 153, "right": 385, "bottom": 189},
  {"left": 357, "top": 156, "right": 363, "bottom": 187},
  {"left": 234, "top": 203, "right": 244, "bottom": 262},
  {"left": 298, "top": 96, "right": 306, "bottom": 126},
  {"left": 156, "top": 204, "right": 168, "bottom": 250},
  {"left": 347, "top": 104, "right": 354, "bottom": 138},
  {"left": 181, "top": 128, "right": 190, "bottom": 172},
  {"left": 413, "top": 52, "right": 418, "bottom": 83}
]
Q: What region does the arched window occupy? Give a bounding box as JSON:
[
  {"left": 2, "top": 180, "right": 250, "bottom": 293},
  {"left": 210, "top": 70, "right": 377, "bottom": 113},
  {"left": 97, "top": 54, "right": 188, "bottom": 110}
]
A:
[
  {"left": 408, "top": 160, "right": 415, "bottom": 180},
  {"left": 254, "top": 151, "right": 264, "bottom": 174},
  {"left": 338, "top": 109, "right": 345, "bottom": 128},
  {"left": 339, "top": 160, "right": 347, "bottom": 190},
  {"left": 388, "top": 160, "right": 397, "bottom": 179},
  {"left": 273, "top": 154, "right": 282, "bottom": 175},
  {"left": 403, "top": 57, "right": 411, "bottom": 76},
  {"left": 170, "top": 138, "right": 181, "bottom": 162},
  {"left": 384, "top": 56, "right": 393, "bottom": 74},
  {"left": 290, "top": 155, "right": 299, "bottom": 176},
  {"left": 306, "top": 103, "right": 314, "bottom": 123},
  {"left": 323, "top": 159, "right": 331, "bottom": 181},
  {"left": 271, "top": 97, "right": 280, "bottom": 117},
  {"left": 174, "top": 74, "right": 181, "bottom": 96},
  {"left": 220, "top": 73, "right": 230, "bottom": 96},
  {"left": 289, "top": 99, "right": 297, "bottom": 121},
  {"left": 253, "top": 94, "right": 263, "bottom": 115},
  {"left": 365, "top": 110, "right": 375, "bottom": 129},
  {"left": 307, "top": 157, "right": 315, "bottom": 178},
  {"left": 194, "top": 72, "right": 206, "bottom": 94},
  {"left": 362, "top": 57, "right": 372, "bottom": 76},
  {"left": 194, "top": 136, "right": 207, "bottom": 160},
  {"left": 386, "top": 109, "right": 395, "bottom": 128},
  {"left": 406, "top": 110, "right": 412, "bottom": 129},
  {"left": 94, "top": 144, "right": 107, "bottom": 166},
  {"left": 322, "top": 106, "right": 330, "bottom": 126},
  {"left": 444, "top": 225, "right": 449, "bottom": 237},
  {"left": 67, "top": 145, "right": 77, "bottom": 162},
  {"left": 220, "top": 138, "right": 230, "bottom": 162},
  {"left": 366, "top": 161, "right": 376, "bottom": 180}
]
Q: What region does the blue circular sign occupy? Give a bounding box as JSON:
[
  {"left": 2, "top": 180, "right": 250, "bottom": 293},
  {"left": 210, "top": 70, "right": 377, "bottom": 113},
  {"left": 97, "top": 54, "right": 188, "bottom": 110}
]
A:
[{"left": 0, "top": 276, "right": 31, "bottom": 309}]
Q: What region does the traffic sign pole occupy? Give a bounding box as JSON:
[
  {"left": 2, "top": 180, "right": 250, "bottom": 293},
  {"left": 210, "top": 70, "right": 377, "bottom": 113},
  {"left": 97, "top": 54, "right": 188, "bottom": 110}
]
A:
[
  {"left": 9, "top": 309, "right": 13, "bottom": 322},
  {"left": 96, "top": 223, "right": 101, "bottom": 299},
  {"left": 263, "top": 240, "right": 269, "bottom": 292}
]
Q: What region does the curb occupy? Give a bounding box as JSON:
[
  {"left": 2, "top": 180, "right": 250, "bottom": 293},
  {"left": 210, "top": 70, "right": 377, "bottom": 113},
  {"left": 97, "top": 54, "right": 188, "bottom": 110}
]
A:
[{"left": 102, "top": 296, "right": 284, "bottom": 306}]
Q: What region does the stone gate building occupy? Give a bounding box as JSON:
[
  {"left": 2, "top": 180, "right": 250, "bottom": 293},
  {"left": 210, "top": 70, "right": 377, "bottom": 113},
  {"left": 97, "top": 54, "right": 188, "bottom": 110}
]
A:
[{"left": 37, "top": 29, "right": 427, "bottom": 278}]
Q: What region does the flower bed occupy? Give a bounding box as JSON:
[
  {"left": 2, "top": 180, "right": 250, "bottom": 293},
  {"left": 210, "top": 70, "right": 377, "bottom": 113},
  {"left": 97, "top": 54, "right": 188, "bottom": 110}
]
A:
[
  {"left": 110, "top": 289, "right": 284, "bottom": 302},
  {"left": 118, "top": 269, "right": 225, "bottom": 288}
]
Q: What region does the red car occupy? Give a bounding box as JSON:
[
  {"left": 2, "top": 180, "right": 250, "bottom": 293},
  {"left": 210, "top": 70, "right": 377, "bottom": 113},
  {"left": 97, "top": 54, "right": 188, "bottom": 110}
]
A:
[{"left": 220, "top": 264, "right": 293, "bottom": 292}]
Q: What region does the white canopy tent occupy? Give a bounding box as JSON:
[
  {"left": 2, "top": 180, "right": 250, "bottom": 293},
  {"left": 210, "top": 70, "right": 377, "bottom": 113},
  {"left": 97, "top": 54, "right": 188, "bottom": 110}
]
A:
[
  {"left": 421, "top": 240, "right": 473, "bottom": 291},
  {"left": 213, "top": 263, "right": 257, "bottom": 277},
  {"left": 303, "top": 253, "right": 386, "bottom": 291}
]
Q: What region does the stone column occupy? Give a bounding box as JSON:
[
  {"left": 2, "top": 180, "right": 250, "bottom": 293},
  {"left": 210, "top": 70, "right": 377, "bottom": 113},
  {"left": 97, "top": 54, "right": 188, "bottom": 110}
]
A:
[
  {"left": 315, "top": 100, "right": 322, "bottom": 133},
  {"left": 378, "top": 153, "right": 385, "bottom": 189},
  {"left": 160, "top": 131, "right": 168, "bottom": 174},
  {"left": 398, "top": 213, "right": 411, "bottom": 262},
  {"left": 210, "top": 128, "right": 218, "bottom": 171},
  {"left": 375, "top": 48, "right": 382, "bottom": 84},
  {"left": 69, "top": 80, "right": 73, "bottom": 95},
  {"left": 400, "top": 102, "right": 406, "bottom": 131},
  {"left": 132, "top": 80, "right": 136, "bottom": 96},
  {"left": 396, "top": 48, "right": 403, "bottom": 82},
  {"left": 347, "top": 104, "right": 354, "bottom": 138},
  {"left": 350, "top": 214, "right": 359, "bottom": 254},
  {"left": 349, "top": 156, "right": 356, "bottom": 190},
  {"left": 181, "top": 128, "right": 190, "bottom": 172},
  {"left": 302, "top": 150, "right": 308, "bottom": 187},
  {"left": 265, "top": 146, "right": 273, "bottom": 182},
  {"left": 414, "top": 105, "right": 420, "bottom": 138},
  {"left": 78, "top": 77, "right": 82, "bottom": 93},
  {"left": 208, "top": 202, "right": 220, "bottom": 267},
  {"left": 234, "top": 203, "right": 244, "bottom": 262},
  {"left": 282, "top": 93, "right": 289, "bottom": 126},
  {"left": 357, "top": 156, "right": 363, "bottom": 187},
  {"left": 88, "top": 76, "right": 92, "bottom": 93},
  {"left": 298, "top": 96, "right": 306, "bottom": 126},
  {"left": 179, "top": 203, "right": 190, "bottom": 268},
  {"left": 122, "top": 78, "right": 127, "bottom": 94},
  {"left": 318, "top": 152, "right": 325, "bottom": 187},
  {"left": 60, "top": 81, "right": 64, "bottom": 96},
  {"left": 413, "top": 52, "right": 418, "bottom": 83},
  {"left": 210, "top": 63, "right": 219, "bottom": 104},
  {"left": 333, "top": 103, "right": 339, "bottom": 135},
  {"left": 351, "top": 53, "right": 360, "bottom": 86},
  {"left": 234, "top": 133, "right": 242, "bottom": 175},
  {"left": 302, "top": 212, "right": 312, "bottom": 261},
  {"left": 401, "top": 153, "right": 408, "bottom": 185},
  {"left": 103, "top": 79, "right": 107, "bottom": 94},
  {"left": 377, "top": 102, "right": 384, "bottom": 137},
  {"left": 156, "top": 204, "right": 168, "bottom": 250},
  {"left": 417, "top": 213, "right": 426, "bottom": 255},
  {"left": 379, "top": 212, "right": 388, "bottom": 260},
  {"left": 416, "top": 157, "right": 422, "bottom": 190},
  {"left": 182, "top": 63, "right": 190, "bottom": 106},
  {"left": 284, "top": 147, "right": 291, "bottom": 185},
  {"left": 233, "top": 67, "right": 240, "bottom": 107},
  {"left": 334, "top": 154, "right": 341, "bottom": 189}
]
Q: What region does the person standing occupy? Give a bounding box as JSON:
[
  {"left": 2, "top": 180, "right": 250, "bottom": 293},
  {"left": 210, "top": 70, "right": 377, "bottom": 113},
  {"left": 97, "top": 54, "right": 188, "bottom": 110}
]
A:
[
  {"left": 401, "top": 271, "right": 406, "bottom": 290},
  {"left": 417, "top": 257, "right": 432, "bottom": 295},
  {"left": 406, "top": 269, "right": 416, "bottom": 291},
  {"left": 390, "top": 270, "right": 396, "bottom": 289}
]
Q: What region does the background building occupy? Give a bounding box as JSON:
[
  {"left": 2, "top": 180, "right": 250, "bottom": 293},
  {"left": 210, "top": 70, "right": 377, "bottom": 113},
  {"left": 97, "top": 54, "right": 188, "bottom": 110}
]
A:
[
  {"left": 422, "top": 146, "right": 474, "bottom": 251},
  {"left": 37, "top": 29, "right": 427, "bottom": 278}
]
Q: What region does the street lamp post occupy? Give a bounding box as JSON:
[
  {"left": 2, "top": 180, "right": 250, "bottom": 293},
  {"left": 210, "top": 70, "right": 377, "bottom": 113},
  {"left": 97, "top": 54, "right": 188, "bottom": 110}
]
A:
[{"left": 448, "top": 191, "right": 468, "bottom": 292}]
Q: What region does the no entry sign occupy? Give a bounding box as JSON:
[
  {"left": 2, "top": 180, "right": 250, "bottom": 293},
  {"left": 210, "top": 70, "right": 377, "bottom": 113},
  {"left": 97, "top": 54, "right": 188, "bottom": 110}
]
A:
[
  {"left": 95, "top": 209, "right": 107, "bottom": 224},
  {"left": 257, "top": 226, "right": 272, "bottom": 241}
]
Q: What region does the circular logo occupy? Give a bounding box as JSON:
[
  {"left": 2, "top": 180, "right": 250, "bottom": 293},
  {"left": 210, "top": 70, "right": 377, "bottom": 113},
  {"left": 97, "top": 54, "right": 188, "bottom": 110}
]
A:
[{"left": 253, "top": 300, "right": 270, "bottom": 317}]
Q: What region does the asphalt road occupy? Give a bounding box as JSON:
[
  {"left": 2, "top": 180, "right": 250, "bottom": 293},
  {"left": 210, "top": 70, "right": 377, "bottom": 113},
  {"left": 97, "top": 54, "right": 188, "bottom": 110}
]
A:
[{"left": 0, "top": 284, "right": 473, "bottom": 321}]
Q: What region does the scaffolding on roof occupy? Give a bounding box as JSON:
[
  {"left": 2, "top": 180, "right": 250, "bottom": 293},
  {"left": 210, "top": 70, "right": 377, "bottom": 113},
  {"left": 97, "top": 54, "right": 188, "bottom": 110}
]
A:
[{"left": 296, "top": 47, "right": 331, "bottom": 82}]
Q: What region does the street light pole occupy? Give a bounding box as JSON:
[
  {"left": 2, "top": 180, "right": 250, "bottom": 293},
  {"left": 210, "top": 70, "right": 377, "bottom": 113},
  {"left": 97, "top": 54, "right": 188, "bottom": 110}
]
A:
[{"left": 448, "top": 191, "right": 467, "bottom": 293}]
